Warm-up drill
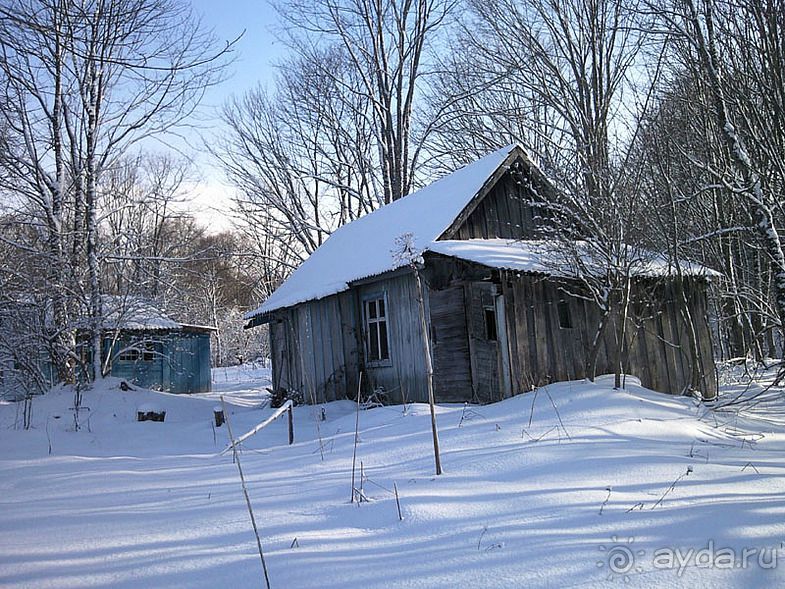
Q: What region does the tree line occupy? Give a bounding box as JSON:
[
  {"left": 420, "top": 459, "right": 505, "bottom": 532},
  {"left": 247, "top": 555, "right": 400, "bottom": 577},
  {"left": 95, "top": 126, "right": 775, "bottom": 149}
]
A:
[
  {"left": 0, "top": 0, "right": 782, "bottom": 394},
  {"left": 219, "top": 0, "right": 784, "bottom": 379}
]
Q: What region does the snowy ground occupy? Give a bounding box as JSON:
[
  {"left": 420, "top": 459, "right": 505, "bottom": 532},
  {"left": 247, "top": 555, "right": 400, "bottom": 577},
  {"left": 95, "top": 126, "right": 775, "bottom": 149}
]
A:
[{"left": 1, "top": 366, "right": 784, "bottom": 588}]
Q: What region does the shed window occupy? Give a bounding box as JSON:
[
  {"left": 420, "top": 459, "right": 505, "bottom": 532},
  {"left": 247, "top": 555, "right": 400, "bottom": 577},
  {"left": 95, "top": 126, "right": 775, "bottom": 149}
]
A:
[
  {"left": 118, "top": 348, "right": 140, "bottom": 362},
  {"left": 557, "top": 300, "right": 573, "bottom": 329},
  {"left": 142, "top": 342, "right": 156, "bottom": 362},
  {"left": 119, "top": 341, "right": 156, "bottom": 362},
  {"left": 364, "top": 296, "right": 390, "bottom": 363}
]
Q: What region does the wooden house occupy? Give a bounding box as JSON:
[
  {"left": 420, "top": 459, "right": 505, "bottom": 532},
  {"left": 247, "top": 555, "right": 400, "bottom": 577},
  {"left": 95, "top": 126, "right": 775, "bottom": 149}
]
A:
[
  {"left": 245, "top": 145, "right": 717, "bottom": 404},
  {"left": 0, "top": 299, "right": 56, "bottom": 399},
  {"left": 0, "top": 297, "right": 215, "bottom": 396},
  {"left": 100, "top": 298, "right": 215, "bottom": 394}
]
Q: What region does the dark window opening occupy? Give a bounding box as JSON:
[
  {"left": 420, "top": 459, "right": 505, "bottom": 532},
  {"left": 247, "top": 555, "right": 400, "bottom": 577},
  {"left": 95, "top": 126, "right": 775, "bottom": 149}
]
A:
[
  {"left": 557, "top": 300, "right": 573, "bottom": 329},
  {"left": 118, "top": 348, "right": 140, "bottom": 362},
  {"left": 484, "top": 307, "right": 498, "bottom": 341},
  {"left": 364, "top": 296, "right": 390, "bottom": 362},
  {"left": 142, "top": 342, "right": 156, "bottom": 362}
]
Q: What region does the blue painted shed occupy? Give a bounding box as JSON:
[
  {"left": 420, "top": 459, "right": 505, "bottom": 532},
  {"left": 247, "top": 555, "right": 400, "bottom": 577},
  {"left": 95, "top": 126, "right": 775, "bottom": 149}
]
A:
[{"left": 101, "top": 298, "right": 215, "bottom": 394}]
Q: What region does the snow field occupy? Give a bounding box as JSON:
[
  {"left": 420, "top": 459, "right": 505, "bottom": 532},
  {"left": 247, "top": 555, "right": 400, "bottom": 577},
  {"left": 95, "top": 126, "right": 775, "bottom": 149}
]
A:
[{"left": 1, "top": 368, "right": 784, "bottom": 588}]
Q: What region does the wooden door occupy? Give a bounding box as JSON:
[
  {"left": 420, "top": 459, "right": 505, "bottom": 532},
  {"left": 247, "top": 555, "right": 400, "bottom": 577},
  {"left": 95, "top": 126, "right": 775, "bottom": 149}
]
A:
[
  {"left": 466, "top": 282, "right": 502, "bottom": 403},
  {"left": 429, "top": 285, "right": 473, "bottom": 401}
]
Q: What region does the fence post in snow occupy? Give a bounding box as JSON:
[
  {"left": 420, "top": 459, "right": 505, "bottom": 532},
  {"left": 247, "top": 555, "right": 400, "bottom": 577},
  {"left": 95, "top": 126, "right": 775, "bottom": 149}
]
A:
[{"left": 287, "top": 404, "right": 294, "bottom": 445}]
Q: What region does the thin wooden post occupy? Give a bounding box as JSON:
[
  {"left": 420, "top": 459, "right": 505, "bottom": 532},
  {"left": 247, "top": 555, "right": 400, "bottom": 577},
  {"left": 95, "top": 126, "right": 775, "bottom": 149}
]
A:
[
  {"left": 214, "top": 407, "right": 225, "bottom": 427},
  {"left": 394, "top": 482, "right": 403, "bottom": 521},
  {"left": 350, "top": 372, "right": 363, "bottom": 503},
  {"left": 287, "top": 405, "right": 294, "bottom": 445},
  {"left": 413, "top": 265, "right": 442, "bottom": 475},
  {"left": 221, "top": 397, "right": 271, "bottom": 589}
]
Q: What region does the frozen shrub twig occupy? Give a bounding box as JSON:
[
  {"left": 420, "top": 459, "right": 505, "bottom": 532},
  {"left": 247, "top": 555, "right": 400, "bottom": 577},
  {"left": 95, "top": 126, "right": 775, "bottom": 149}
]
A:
[
  {"left": 599, "top": 486, "right": 612, "bottom": 515},
  {"left": 651, "top": 466, "right": 693, "bottom": 510},
  {"left": 477, "top": 526, "right": 488, "bottom": 551}
]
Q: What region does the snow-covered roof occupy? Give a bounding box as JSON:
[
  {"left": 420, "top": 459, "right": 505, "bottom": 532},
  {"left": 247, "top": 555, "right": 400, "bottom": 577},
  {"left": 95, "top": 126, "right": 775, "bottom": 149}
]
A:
[
  {"left": 247, "top": 144, "right": 718, "bottom": 321},
  {"left": 428, "top": 239, "right": 720, "bottom": 279},
  {"left": 247, "top": 144, "right": 523, "bottom": 319},
  {"left": 102, "top": 297, "right": 216, "bottom": 332}
]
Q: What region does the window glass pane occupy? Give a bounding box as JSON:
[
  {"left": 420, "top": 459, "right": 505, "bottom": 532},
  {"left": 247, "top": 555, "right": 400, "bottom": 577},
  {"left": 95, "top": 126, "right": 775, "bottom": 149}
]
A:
[
  {"left": 368, "top": 300, "right": 377, "bottom": 319},
  {"left": 369, "top": 323, "right": 379, "bottom": 360},
  {"left": 379, "top": 321, "right": 389, "bottom": 360},
  {"left": 484, "top": 307, "right": 497, "bottom": 341},
  {"left": 120, "top": 348, "right": 140, "bottom": 362},
  {"left": 558, "top": 300, "right": 573, "bottom": 329},
  {"left": 378, "top": 298, "right": 385, "bottom": 318}
]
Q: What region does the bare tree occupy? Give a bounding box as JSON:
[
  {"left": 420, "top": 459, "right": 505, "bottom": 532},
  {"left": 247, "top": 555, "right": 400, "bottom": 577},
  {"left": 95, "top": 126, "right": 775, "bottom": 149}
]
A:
[
  {"left": 433, "top": 0, "right": 660, "bottom": 388},
  {"left": 0, "top": 0, "right": 234, "bottom": 387},
  {"left": 213, "top": 49, "right": 383, "bottom": 297},
  {"left": 642, "top": 0, "right": 785, "bottom": 363},
  {"left": 276, "top": 0, "right": 453, "bottom": 204}
]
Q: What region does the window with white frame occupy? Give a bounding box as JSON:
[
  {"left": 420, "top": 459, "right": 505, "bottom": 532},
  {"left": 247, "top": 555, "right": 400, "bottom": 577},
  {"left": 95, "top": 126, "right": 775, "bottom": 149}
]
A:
[
  {"left": 118, "top": 347, "right": 140, "bottom": 362},
  {"left": 118, "top": 341, "right": 156, "bottom": 362},
  {"left": 364, "top": 295, "right": 390, "bottom": 363}
]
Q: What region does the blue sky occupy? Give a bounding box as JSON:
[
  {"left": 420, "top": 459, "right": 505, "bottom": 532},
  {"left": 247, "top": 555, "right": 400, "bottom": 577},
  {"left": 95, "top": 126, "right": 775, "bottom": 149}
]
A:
[
  {"left": 190, "top": 0, "right": 284, "bottom": 105},
  {"left": 170, "top": 1, "right": 287, "bottom": 229}
]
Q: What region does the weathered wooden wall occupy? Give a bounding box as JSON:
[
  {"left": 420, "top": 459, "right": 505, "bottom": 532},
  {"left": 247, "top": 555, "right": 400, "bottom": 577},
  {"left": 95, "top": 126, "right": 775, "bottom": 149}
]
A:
[
  {"left": 502, "top": 273, "right": 717, "bottom": 398},
  {"left": 267, "top": 261, "right": 717, "bottom": 405},
  {"left": 103, "top": 331, "right": 212, "bottom": 393},
  {"left": 503, "top": 275, "right": 597, "bottom": 391},
  {"left": 465, "top": 282, "right": 503, "bottom": 402},
  {"left": 357, "top": 272, "right": 429, "bottom": 404},
  {"left": 428, "top": 285, "right": 473, "bottom": 401},
  {"left": 269, "top": 290, "right": 360, "bottom": 404},
  {"left": 269, "top": 272, "right": 430, "bottom": 404}
]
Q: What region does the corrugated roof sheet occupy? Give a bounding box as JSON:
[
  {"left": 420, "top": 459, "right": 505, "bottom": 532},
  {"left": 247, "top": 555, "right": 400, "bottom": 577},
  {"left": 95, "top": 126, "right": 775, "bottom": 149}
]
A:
[{"left": 427, "top": 239, "right": 721, "bottom": 278}]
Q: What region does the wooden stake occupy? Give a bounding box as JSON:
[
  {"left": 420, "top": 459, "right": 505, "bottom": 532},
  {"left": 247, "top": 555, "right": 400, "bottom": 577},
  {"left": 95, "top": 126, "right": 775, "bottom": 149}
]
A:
[
  {"left": 287, "top": 405, "right": 294, "bottom": 445},
  {"left": 221, "top": 396, "right": 272, "bottom": 589},
  {"left": 394, "top": 482, "right": 403, "bottom": 521},
  {"left": 360, "top": 461, "right": 365, "bottom": 502},
  {"left": 413, "top": 265, "right": 442, "bottom": 475},
  {"left": 350, "top": 372, "right": 362, "bottom": 502}
]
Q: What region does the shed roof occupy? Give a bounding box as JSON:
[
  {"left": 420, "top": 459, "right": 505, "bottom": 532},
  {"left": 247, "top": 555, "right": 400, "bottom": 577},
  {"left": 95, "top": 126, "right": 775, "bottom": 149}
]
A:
[
  {"left": 247, "top": 144, "right": 718, "bottom": 322},
  {"left": 102, "top": 297, "right": 216, "bottom": 332},
  {"left": 246, "top": 144, "right": 523, "bottom": 319},
  {"left": 427, "top": 239, "right": 720, "bottom": 279}
]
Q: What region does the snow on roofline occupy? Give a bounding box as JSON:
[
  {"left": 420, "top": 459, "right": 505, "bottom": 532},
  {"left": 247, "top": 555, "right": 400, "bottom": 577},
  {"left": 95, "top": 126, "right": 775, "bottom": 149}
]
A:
[
  {"left": 245, "top": 144, "right": 524, "bottom": 320},
  {"left": 245, "top": 144, "right": 720, "bottom": 322},
  {"left": 427, "top": 239, "right": 721, "bottom": 279},
  {"left": 101, "top": 296, "right": 216, "bottom": 332}
]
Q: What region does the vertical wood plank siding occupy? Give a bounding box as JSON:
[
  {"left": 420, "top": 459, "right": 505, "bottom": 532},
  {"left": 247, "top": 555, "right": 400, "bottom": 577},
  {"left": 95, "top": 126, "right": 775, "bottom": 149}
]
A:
[
  {"left": 429, "top": 285, "right": 473, "bottom": 401},
  {"left": 503, "top": 273, "right": 717, "bottom": 397},
  {"left": 268, "top": 266, "right": 716, "bottom": 405},
  {"left": 357, "top": 273, "right": 428, "bottom": 404},
  {"left": 269, "top": 272, "right": 430, "bottom": 404},
  {"left": 103, "top": 331, "right": 212, "bottom": 393},
  {"left": 453, "top": 170, "right": 551, "bottom": 240}
]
